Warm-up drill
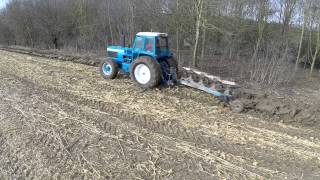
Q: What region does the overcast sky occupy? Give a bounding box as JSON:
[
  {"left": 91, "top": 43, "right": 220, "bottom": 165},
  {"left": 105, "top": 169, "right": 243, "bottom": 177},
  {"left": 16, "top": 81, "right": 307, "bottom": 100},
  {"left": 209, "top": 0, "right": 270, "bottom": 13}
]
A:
[{"left": 0, "top": 0, "right": 9, "bottom": 9}]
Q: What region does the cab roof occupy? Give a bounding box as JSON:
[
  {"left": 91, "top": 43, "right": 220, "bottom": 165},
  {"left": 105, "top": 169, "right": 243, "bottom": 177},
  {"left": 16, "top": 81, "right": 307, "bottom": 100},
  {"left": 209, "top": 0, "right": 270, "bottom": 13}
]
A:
[{"left": 136, "top": 32, "right": 168, "bottom": 37}]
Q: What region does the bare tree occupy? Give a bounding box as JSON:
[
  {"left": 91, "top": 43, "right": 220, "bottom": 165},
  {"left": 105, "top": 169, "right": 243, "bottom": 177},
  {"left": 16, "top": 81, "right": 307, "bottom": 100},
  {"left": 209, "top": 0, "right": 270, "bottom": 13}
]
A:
[
  {"left": 0, "top": 0, "right": 318, "bottom": 85},
  {"left": 295, "top": 0, "right": 309, "bottom": 70},
  {"left": 192, "top": 0, "right": 204, "bottom": 68},
  {"left": 310, "top": 25, "right": 320, "bottom": 75}
]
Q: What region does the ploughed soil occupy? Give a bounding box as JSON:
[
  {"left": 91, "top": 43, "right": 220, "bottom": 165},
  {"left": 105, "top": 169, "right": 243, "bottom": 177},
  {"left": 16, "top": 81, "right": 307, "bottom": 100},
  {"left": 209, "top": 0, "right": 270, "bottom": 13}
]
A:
[
  {"left": 0, "top": 48, "right": 320, "bottom": 179},
  {"left": 1, "top": 46, "right": 320, "bottom": 128}
]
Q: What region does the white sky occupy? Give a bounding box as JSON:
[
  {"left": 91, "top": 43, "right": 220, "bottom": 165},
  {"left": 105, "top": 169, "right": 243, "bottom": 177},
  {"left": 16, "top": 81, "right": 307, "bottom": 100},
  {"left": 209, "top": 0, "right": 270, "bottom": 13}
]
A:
[{"left": 0, "top": 0, "right": 9, "bottom": 9}]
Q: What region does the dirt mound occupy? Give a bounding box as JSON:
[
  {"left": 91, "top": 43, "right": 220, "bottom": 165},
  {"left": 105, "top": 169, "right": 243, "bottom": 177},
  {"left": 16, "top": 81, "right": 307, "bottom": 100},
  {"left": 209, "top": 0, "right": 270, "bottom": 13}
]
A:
[{"left": 235, "top": 88, "right": 320, "bottom": 127}]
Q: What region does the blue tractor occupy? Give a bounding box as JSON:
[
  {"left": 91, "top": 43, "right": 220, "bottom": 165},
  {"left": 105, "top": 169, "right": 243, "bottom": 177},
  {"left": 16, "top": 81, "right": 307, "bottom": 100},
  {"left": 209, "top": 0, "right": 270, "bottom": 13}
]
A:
[{"left": 99, "top": 32, "right": 178, "bottom": 88}]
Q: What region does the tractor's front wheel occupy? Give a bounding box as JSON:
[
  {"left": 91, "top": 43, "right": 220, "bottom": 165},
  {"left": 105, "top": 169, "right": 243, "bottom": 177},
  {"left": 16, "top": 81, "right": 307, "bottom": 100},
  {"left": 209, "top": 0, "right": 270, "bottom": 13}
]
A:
[
  {"left": 130, "top": 56, "right": 161, "bottom": 88},
  {"left": 99, "top": 58, "right": 119, "bottom": 79}
]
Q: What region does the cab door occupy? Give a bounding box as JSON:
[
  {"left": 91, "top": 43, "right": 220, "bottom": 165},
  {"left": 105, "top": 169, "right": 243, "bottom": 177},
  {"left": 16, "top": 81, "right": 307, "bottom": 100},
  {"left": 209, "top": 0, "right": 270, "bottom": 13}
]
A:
[
  {"left": 156, "top": 36, "right": 170, "bottom": 58},
  {"left": 144, "top": 37, "right": 155, "bottom": 56},
  {"left": 133, "top": 36, "right": 145, "bottom": 53},
  {"left": 133, "top": 36, "right": 156, "bottom": 58}
]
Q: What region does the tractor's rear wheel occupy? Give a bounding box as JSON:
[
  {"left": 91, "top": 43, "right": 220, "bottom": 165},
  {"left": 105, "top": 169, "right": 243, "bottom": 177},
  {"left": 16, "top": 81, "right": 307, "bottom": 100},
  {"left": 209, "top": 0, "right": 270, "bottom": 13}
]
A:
[
  {"left": 167, "top": 57, "right": 178, "bottom": 72},
  {"left": 99, "top": 58, "right": 119, "bottom": 79},
  {"left": 131, "top": 56, "right": 161, "bottom": 88},
  {"left": 166, "top": 57, "right": 179, "bottom": 79}
]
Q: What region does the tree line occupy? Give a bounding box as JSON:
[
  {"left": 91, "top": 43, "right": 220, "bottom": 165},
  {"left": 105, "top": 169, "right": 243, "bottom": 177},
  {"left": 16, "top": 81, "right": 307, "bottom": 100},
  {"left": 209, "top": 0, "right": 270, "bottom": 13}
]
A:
[{"left": 0, "top": 0, "right": 319, "bottom": 85}]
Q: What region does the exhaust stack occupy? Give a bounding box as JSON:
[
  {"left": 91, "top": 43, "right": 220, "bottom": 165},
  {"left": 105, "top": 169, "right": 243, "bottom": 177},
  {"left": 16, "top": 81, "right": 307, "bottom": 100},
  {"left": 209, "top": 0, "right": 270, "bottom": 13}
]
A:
[{"left": 120, "top": 34, "right": 125, "bottom": 47}]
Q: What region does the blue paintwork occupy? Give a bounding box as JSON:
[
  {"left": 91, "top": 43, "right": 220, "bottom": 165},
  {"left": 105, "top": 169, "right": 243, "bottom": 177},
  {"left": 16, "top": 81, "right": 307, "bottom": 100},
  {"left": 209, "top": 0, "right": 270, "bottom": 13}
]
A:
[
  {"left": 121, "top": 63, "right": 131, "bottom": 73},
  {"left": 106, "top": 34, "right": 175, "bottom": 85},
  {"left": 106, "top": 45, "right": 133, "bottom": 73}
]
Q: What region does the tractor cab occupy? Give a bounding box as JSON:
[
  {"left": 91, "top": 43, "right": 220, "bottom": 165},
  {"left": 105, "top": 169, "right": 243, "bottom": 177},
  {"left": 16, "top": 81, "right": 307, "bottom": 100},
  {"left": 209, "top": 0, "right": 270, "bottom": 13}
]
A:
[
  {"left": 101, "top": 32, "right": 178, "bottom": 88},
  {"left": 132, "top": 32, "right": 171, "bottom": 59}
]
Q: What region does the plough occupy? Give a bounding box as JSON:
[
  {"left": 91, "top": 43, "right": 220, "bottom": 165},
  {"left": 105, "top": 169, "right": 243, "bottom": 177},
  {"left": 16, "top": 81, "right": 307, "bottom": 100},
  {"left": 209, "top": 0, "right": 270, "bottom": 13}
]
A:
[
  {"left": 100, "top": 32, "right": 244, "bottom": 113},
  {"left": 179, "top": 67, "right": 244, "bottom": 113}
]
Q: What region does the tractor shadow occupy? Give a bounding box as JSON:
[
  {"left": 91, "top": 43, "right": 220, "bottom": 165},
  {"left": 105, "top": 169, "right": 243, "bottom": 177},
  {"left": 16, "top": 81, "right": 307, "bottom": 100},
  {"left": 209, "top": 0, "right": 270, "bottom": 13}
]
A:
[{"left": 117, "top": 73, "right": 130, "bottom": 79}]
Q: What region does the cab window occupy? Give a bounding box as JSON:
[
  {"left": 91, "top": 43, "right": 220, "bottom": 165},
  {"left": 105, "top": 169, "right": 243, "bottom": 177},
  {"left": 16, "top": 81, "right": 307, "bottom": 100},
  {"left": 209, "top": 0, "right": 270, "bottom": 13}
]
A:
[
  {"left": 134, "top": 36, "right": 144, "bottom": 49},
  {"left": 145, "top": 37, "right": 154, "bottom": 53},
  {"left": 156, "top": 37, "right": 168, "bottom": 51}
]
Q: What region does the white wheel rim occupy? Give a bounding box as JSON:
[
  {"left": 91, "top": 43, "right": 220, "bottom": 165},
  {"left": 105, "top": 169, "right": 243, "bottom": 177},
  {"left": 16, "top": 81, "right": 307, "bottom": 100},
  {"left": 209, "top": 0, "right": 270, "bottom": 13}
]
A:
[
  {"left": 102, "top": 63, "right": 113, "bottom": 76},
  {"left": 134, "top": 64, "right": 151, "bottom": 84}
]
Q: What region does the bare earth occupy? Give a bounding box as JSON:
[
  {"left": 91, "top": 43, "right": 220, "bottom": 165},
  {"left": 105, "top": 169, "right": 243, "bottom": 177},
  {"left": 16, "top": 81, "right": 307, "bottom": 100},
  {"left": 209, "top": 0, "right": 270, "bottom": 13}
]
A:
[{"left": 0, "top": 50, "right": 320, "bottom": 179}]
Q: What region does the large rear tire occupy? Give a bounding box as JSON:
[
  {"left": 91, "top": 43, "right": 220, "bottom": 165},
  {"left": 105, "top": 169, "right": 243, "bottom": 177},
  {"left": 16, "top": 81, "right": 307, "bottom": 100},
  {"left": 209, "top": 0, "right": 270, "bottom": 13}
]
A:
[
  {"left": 130, "top": 56, "right": 161, "bottom": 88},
  {"left": 166, "top": 57, "right": 179, "bottom": 80},
  {"left": 167, "top": 57, "right": 178, "bottom": 71},
  {"left": 99, "top": 58, "right": 119, "bottom": 79}
]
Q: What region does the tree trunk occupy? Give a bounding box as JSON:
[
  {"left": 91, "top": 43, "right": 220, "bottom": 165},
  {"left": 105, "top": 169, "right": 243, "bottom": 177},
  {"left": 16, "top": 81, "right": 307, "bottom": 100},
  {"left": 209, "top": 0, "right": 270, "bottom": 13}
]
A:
[
  {"left": 53, "top": 37, "right": 58, "bottom": 49},
  {"left": 250, "top": 0, "right": 267, "bottom": 80},
  {"left": 130, "top": 0, "right": 134, "bottom": 45},
  {"left": 200, "top": 24, "right": 206, "bottom": 60},
  {"left": 295, "top": 10, "right": 308, "bottom": 71},
  {"left": 310, "top": 26, "right": 320, "bottom": 76},
  {"left": 281, "top": 0, "right": 296, "bottom": 37},
  {"left": 107, "top": 0, "right": 114, "bottom": 43},
  {"left": 175, "top": 0, "right": 180, "bottom": 65},
  {"left": 176, "top": 28, "right": 180, "bottom": 64},
  {"left": 192, "top": 0, "right": 203, "bottom": 68}
]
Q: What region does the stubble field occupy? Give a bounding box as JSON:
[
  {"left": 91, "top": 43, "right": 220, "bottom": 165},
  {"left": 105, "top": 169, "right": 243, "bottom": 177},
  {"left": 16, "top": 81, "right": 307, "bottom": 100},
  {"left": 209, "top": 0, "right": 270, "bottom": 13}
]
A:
[{"left": 0, "top": 50, "right": 320, "bottom": 179}]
